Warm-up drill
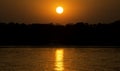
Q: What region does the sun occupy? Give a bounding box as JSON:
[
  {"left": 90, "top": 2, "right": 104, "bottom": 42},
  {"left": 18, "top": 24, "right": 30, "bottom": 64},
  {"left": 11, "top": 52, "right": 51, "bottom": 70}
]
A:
[{"left": 56, "top": 6, "right": 64, "bottom": 14}]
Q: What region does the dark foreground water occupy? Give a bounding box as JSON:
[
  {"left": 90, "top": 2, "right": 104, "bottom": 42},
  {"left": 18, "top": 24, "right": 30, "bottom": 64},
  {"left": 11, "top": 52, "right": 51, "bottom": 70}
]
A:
[{"left": 0, "top": 46, "right": 120, "bottom": 71}]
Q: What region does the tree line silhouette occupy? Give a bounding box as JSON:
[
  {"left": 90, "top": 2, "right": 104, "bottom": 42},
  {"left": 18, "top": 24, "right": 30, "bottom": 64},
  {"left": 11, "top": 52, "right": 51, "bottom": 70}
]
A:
[{"left": 0, "top": 20, "right": 120, "bottom": 46}]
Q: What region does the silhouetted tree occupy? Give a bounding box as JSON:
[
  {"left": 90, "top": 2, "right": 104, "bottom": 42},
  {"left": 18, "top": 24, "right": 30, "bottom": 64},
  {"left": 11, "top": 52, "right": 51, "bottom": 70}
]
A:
[{"left": 0, "top": 20, "right": 120, "bottom": 46}]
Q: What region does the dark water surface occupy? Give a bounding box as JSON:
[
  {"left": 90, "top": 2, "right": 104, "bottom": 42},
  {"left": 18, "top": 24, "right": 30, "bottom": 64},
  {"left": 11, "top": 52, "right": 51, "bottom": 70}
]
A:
[{"left": 0, "top": 46, "right": 120, "bottom": 71}]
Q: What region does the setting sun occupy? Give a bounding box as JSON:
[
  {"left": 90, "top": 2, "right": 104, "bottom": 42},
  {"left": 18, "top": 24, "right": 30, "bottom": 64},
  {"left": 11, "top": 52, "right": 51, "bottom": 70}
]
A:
[{"left": 56, "top": 6, "right": 64, "bottom": 14}]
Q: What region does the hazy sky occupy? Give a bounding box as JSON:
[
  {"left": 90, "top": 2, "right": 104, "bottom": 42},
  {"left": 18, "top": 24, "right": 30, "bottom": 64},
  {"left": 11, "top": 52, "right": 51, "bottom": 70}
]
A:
[{"left": 0, "top": 0, "right": 120, "bottom": 24}]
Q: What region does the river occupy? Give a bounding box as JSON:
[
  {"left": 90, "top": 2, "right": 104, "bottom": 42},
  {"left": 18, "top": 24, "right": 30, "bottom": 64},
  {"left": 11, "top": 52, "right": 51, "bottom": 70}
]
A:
[{"left": 0, "top": 46, "right": 120, "bottom": 71}]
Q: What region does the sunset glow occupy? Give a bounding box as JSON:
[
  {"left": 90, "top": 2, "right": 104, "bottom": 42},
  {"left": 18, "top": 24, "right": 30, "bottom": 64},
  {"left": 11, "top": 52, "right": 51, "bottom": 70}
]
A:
[{"left": 0, "top": 0, "right": 120, "bottom": 24}]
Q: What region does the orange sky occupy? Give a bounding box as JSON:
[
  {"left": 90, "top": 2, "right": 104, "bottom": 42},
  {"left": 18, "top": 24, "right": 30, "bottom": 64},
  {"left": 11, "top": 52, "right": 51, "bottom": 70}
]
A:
[{"left": 0, "top": 0, "right": 120, "bottom": 24}]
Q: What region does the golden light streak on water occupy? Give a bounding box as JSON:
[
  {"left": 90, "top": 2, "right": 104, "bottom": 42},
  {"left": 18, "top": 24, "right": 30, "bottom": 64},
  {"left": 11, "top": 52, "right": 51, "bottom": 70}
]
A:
[{"left": 54, "top": 49, "right": 64, "bottom": 71}]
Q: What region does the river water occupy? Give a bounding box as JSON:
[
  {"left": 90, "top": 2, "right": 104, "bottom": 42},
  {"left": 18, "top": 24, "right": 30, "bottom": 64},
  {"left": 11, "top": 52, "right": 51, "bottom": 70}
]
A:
[{"left": 0, "top": 46, "right": 120, "bottom": 71}]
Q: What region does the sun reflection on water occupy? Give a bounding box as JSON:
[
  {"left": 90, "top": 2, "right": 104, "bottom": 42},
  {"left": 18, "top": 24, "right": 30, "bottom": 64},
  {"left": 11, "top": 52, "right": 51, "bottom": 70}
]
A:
[{"left": 54, "top": 49, "right": 64, "bottom": 71}]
